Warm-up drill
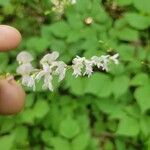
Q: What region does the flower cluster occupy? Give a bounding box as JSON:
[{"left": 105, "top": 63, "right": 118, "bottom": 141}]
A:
[
  {"left": 16, "top": 51, "right": 119, "bottom": 91},
  {"left": 16, "top": 51, "right": 35, "bottom": 90},
  {"left": 51, "top": 0, "right": 76, "bottom": 18},
  {"left": 72, "top": 54, "right": 119, "bottom": 77}
]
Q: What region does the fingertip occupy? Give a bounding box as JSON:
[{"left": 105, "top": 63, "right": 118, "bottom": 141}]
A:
[{"left": 0, "top": 25, "right": 22, "bottom": 52}]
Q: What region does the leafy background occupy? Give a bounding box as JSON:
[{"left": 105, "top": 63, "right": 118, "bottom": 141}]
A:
[{"left": 0, "top": 0, "right": 150, "bottom": 149}]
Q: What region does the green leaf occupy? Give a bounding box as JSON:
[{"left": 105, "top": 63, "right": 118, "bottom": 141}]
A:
[
  {"left": 25, "top": 94, "right": 35, "bottom": 108},
  {"left": 50, "top": 21, "right": 71, "bottom": 38},
  {"left": 71, "top": 133, "right": 90, "bottom": 150},
  {"left": 0, "top": 134, "right": 15, "bottom": 150},
  {"left": 134, "top": 85, "right": 150, "bottom": 113},
  {"left": 117, "top": 115, "right": 140, "bottom": 136},
  {"left": 0, "top": 0, "right": 10, "bottom": 6},
  {"left": 125, "top": 13, "right": 150, "bottom": 30},
  {"left": 21, "top": 109, "right": 35, "bottom": 124},
  {"left": 13, "top": 126, "right": 28, "bottom": 144},
  {"left": 133, "top": 0, "right": 150, "bottom": 14},
  {"left": 41, "top": 130, "right": 53, "bottom": 146},
  {"left": 115, "top": 139, "right": 126, "bottom": 150},
  {"left": 81, "top": 38, "right": 99, "bottom": 52},
  {"left": 117, "top": 44, "right": 135, "bottom": 61},
  {"left": 59, "top": 116, "right": 80, "bottom": 139},
  {"left": 66, "top": 12, "right": 83, "bottom": 30},
  {"left": 65, "top": 71, "right": 87, "bottom": 95},
  {"left": 96, "top": 98, "right": 123, "bottom": 115},
  {"left": 50, "top": 137, "right": 70, "bottom": 150},
  {"left": 85, "top": 73, "right": 112, "bottom": 98},
  {"left": 103, "top": 140, "right": 114, "bottom": 150},
  {"left": 116, "top": 0, "right": 132, "bottom": 6},
  {"left": 0, "top": 53, "right": 9, "bottom": 73},
  {"left": 130, "top": 73, "right": 149, "bottom": 86},
  {"left": 67, "top": 30, "right": 82, "bottom": 43},
  {"left": 112, "top": 76, "right": 129, "bottom": 97},
  {"left": 26, "top": 37, "right": 50, "bottom": 53},
  {"left": 140, "top": 116, "right": 150, "bottom": 137},
  {"left": 33, "top": 100, "right": 49, "bottom": 119},
  {"left": 116, "top": 27, "right": 139, "bottom": 41},
  {"left": 0, "top": 119, "right": 15, "bottom": 134}
]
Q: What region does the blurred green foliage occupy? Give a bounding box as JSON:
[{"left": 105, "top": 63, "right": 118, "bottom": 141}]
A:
[{"left": 0, "top": 0, "right": 150, "bottom": 149}]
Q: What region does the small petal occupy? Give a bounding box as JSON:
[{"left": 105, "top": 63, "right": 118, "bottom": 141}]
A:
[
  {"left": 42, "top": 74, "right": 53, "bottom": 91},
  {"left": 22, "top": 75, "right": 35, "bottom": 90},
  {"left": 55, "top": 61, "right": 67, "bottom": 81},
  {"left": 40, "top": 51, "right": 59, "bottom": 65},
  {"left": 16, "top": 63, "right": 34, "bottom": 75},
  {"left": 72, "top": 56, "right": 85, "bottom": 77},
  {"left": 110, "top": 53, "right": 119, "bottom": 64},
  {"left": 91, "top": 56, "right": 103, "bottom": 68},
  {"left": 84, "top": 59, "right": 93, "bottom": 77},
  {"left": 35, "top": 70, "right": 46, "bottom": 81},
  {"left": 100, "top": 55, "right": 110, "bottom": 71},
  {"left": 17, "top": 51, "right": 33, "bottom": 64}
]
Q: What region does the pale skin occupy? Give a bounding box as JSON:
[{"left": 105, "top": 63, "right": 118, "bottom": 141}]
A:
[{"left": 0, "top": 24, "right": 24, "bottom": 87}]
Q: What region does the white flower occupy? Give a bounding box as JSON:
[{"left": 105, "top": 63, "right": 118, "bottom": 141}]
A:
[
  {"left": 35, "top": 63, "right": 52, "bottom": 80},
  {"left": 35, "top": 63, "right": 53, "bottom": 91},
  {"left": 40, "top": 51, "right": 59, "bottom": 65},
  {"left": 16, "top": 63, "right": 34, "bottom": 75},
  {"left": 91, "top": 56, "right": 103, "bottom": 68},
  {"left": 16, "top": 50, "right": 119, "bottom": 91},
  {"left": 22, "top": 75, "right": 35, "bottom": 90},
  {"left": 17, "top": 51, "right": 33, "bottom": 64},
  {"left": 16, "top": 63, "right": 35, "bottom": 90},
  {"left": 84, "top": 59, "right": 93, "bottom": 77},
  {"left": 51, "top": 0, "right": 59, "bottom": 5},
  {"left": 70, "top": 0, "right": 76, "bottom": 4},
  {"left": 72, "top": 56, "right": 85, "bottom": 77},
  {"left": 99, "top": 55, "right": 110, "bottom": 71},
  {"left": 42, "top": 74, "right": 53, "bottom": 91},
  {"left": 109, "top": 53, "right": 119, "bottom": 64},
  {"left": 55, "top": 61, "right": 67, "bottom": 81}
]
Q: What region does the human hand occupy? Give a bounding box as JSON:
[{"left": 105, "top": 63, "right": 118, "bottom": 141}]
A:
[{"left": 0, "top": 25, "right": 26, "bottom": 115}]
